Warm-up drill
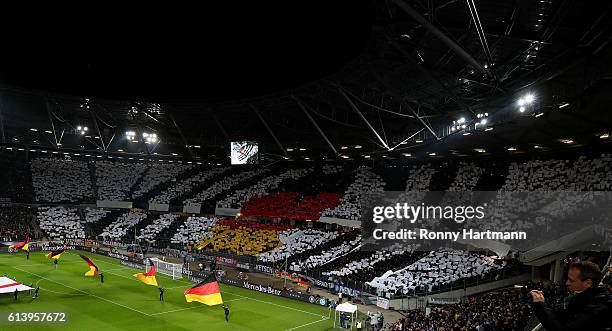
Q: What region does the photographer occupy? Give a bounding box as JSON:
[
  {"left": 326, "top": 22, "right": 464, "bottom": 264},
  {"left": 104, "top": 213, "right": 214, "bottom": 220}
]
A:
[{"left": 530, "top": 261, "right": 611, "bottom": 330}]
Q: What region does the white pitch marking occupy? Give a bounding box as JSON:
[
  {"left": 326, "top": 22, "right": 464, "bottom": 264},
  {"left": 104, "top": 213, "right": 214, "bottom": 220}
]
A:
[
  {"left": 283, "top": 317, "right": 330, "bottom": 331},
  {"left": 14, "top": 267, "right": 152, "bottom": 317}
]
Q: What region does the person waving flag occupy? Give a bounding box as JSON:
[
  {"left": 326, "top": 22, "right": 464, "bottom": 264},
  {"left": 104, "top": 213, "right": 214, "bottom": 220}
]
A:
[
  {"left": 46, "top": 245, "right": 67, "bottom": 260},
  {"left": 133, "top": 259, "right": 158, "bottom": 286},
  {"left": 9, "top": 235, "right": 30, "bottom": 251},
  {"left": 79, "top": 255, "right": 100, "bottom": 276},
  {"left": 184, "top": 273, "right": 223, "bottom": 306}
]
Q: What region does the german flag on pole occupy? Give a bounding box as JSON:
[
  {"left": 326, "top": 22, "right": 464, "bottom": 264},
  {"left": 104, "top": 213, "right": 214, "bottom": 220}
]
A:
[
  {"left": 79, "top": 254, "right": 100, "bottom": 276},
  {"left": 46, "top": 245, "right": 67, "bottom": 260},
  {"left": 9, "top": 235, "right": 29, "bottom": 251},
  {"left": 184, "top": 273, "right": 223, "bottom": 306},
  {"left": 133, "top": 260, "right": 158, "bottom": 286}
]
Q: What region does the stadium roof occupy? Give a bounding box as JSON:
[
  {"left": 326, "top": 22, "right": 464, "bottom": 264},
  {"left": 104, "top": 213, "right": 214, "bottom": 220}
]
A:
[{"left": 0, "top": 0, "right": 611, "bottom": 162}]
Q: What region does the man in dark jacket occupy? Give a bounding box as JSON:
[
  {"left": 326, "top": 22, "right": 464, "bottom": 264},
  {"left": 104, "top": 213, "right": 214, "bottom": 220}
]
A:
[{"left": 530, "top": 261, "right": 611, "bottom": 330}]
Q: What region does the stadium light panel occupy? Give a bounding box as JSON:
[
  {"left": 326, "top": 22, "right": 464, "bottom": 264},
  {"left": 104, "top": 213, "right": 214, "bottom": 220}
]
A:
[
  {"left": 600, "top": 133, "right": 609, "bottom": 139},
  {"left": 30, "top": 128, "right": 38, "bottom": 132}
]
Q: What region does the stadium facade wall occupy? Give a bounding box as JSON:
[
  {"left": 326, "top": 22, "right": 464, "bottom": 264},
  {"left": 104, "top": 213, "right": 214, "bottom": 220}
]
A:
[
  {"left": 318, "top": 216, "right": 361, "bottom": 228},
  {"left": 215, "top": 207, "right": 240, "bottom": 217},
  {"left": 183, "top": 204, "right": 201, "bottom": 214},
  {"left": 149, "top": 203, "right": 170, "bottom": 212},
  {"left": 96, "top": 201, "right": 133, "bottom": 209}
]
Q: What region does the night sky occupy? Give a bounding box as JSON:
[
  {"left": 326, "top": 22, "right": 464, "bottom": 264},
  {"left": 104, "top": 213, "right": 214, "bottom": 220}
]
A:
[{"left": 0, "top": 1, "right": 374, "bottom": 103}]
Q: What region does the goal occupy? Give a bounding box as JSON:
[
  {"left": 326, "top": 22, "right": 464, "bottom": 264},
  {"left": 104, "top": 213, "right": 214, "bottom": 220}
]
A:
[{"left": 147, "top": 257, "right": 184, "bottom": 280}]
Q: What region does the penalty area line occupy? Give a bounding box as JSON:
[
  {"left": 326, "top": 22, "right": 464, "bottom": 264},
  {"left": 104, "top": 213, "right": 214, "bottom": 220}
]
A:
[{"left": 284, "top": 317, "right": 330, "bottom": 331}]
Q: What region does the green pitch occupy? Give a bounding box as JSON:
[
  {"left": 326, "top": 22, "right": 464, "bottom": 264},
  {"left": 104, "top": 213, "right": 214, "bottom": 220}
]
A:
[{"left": 0, "top": 251, "right": 335, "bottom": 331}]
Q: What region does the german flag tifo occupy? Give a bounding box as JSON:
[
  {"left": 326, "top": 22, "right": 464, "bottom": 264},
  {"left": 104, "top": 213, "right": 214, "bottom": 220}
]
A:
[
  {"left": 79, "top": 254, "right": 100, "bottom": 276},
  {"left": 46, "top": 245, "right": 67, "bottom": 260},
  {"left": 133, "top": 260, "right": 158, "bottom": 286},
  {"left": 184, "top": 273, "right": 223, "bottom": 306}
]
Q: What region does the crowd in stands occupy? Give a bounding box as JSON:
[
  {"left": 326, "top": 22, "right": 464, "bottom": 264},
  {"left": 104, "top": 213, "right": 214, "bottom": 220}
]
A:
[
  {"left": 447, "top": 162, "right": 484, "bottom": 191},
  {"left": 95, "top": 161, "right": 148, "bottom": 201},
  {"left": 199, "top": 220, "right": 292, "bottom": 256},
  {"left": 171, "top": 216, "right": 218, "bottom": 246},
  {"left": 322, "top": 164, "right": 343, "bottom": 174},
  {"left": 471, "top": 154, "right": 612, "bottom": 236},
  {"left": 132, "top": 163, "right": 194, "bottom": 199},
  {"left": 37, "top": 206, "right": 84, "bottom": 240},
  {"left": 321, "top": 166, "right": 385, "bottom": 220},
  {"left": 217, "top": 168, "right": 314, "bottom": 209},
  {"left": 388, "top": 282, "right": 565, "bottom": 331},
  {"left": 340, "top": 250, "right": 428, "bottom": 285},
  {"left": 0, "top": 206, "right": 38, "bottom": 241},
  {"left": 258, "top": 229, "right": 339, "bottom": 263},
  {"left": 150, "top": 167, "right": 230, "bottom": 204},
  {"left": 240, "top": 192, "right": 341, "bottom": 220},
  {"left": 184, "top": 168, "right": 269, "bottom": 206},
  {"left": 84, "top": 207, "right": 111, "bottom": 223},
  {"left": 368, "top": 249, "right": 507, "bottom": 296},
  {"left": 31, "top": 158, "right": 93, "bottom": 202},
  {"left": 136, "top": 213, "right": 180, "bottom": 244},
  {"left": 322, "top": 249, "right": 407, "bottom": 278},
  {"left": 99, "top": 211, "right": 147, "bottom": 240},
  {"left": 290, "top": 234, "right": 361, "bottom": 272}
]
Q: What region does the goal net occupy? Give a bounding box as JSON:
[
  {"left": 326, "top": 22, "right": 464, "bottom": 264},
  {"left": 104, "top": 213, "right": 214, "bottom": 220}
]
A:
[{"left": 147, "top": 257, "right": 183, "bottom": 280}]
